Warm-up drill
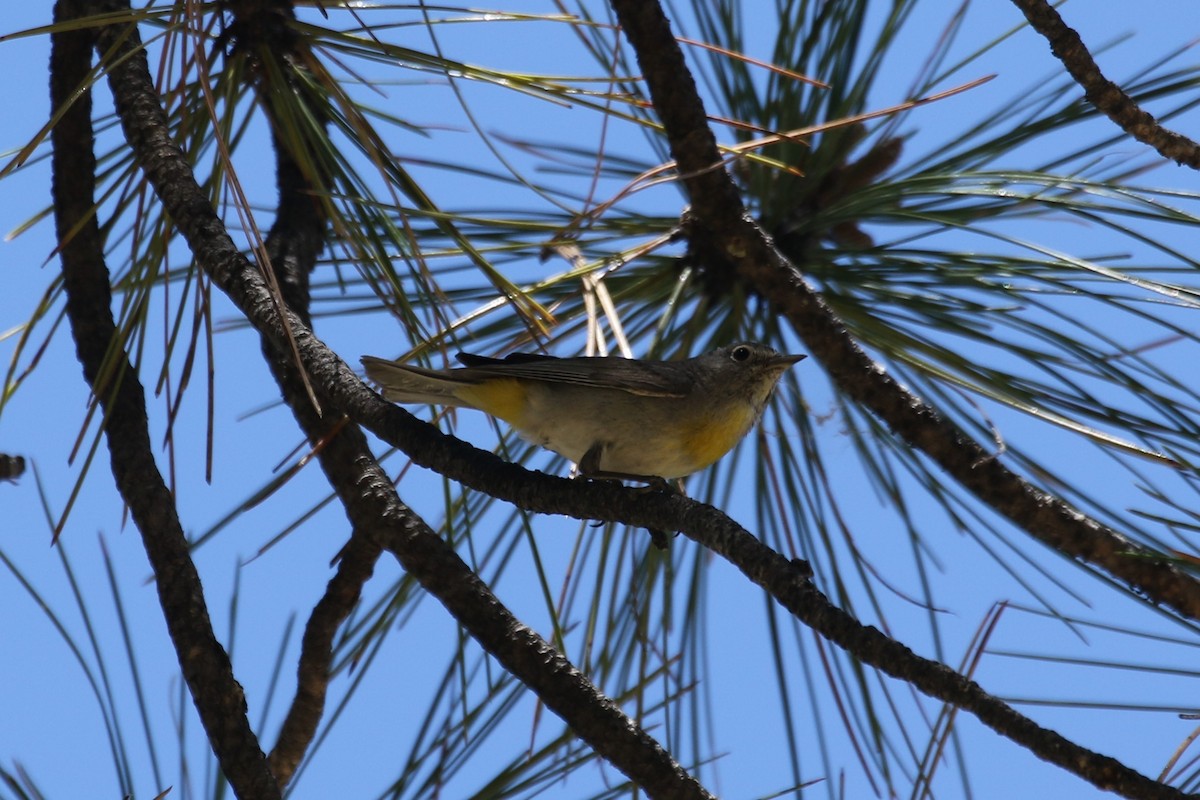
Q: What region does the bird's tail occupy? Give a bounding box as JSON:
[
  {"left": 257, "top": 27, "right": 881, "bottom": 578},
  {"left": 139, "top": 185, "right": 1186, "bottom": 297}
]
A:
[{"left": 360, "top": 356, "right": 473, "bottom": 406}]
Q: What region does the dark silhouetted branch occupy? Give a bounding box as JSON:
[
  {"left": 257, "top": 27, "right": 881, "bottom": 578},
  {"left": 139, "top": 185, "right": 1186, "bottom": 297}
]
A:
[
  {"left": 88, "top": 3, "right": 713, "bottom": 796},
  {"left": 602, "top": 0, "right": 1200, "bottom": 622},
  {"left": 269, "top": 530, "right": 381, "bottom": 786},
  {"left": 51, "top": 2, "right": 280, "bottom": 797},
  {"left": 79, "top": 0, "right": 1192, "bottom": 795},
  {"left": 599, "top": 1, "right": 1194, "bottom": 797},
  {"left": 1011, "top": 0, "right": 1200, "bottom": 168},
  {"left": 206, "top": 1, "right": 382, "bottom": 786},
  {"left": 350, "top": 350, "right": 1187, "bottom": 799}
]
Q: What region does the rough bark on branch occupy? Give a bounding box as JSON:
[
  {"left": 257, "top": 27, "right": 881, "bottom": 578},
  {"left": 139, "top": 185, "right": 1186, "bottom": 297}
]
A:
[
  {"left": 1011, "top": 0, "right": 1200, "bottom": 168},
  {"left": 602, "top": 1, "right": 1195, "bottom": 797},
  {"left": 603, "top": 0, "right": 1200, "bottom": 622},
  {"left": 51, "top": 2, "right": 281, "bottom": 797},
  {"left": 86, "top": 3, "right": 712, "bottom": 796}
]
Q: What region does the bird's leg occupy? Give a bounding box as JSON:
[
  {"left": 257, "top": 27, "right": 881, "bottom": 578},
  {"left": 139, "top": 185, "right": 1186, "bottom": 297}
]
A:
[
  {"left": 578, "top": 443, "right": 676, "bottom": 549},
  {"left": 577, "top": 442, "right": 673, "bottom": 491}
]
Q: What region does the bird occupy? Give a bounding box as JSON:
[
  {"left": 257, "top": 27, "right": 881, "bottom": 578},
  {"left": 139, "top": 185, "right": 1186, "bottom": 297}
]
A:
[{"left": 362, "top": 341, "right": 805, "bottom": 483}]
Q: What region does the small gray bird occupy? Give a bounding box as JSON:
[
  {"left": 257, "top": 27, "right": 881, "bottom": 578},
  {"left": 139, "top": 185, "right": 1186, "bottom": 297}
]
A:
[{"left": 362, "top": 342, "right": 804, "bottom": 481}]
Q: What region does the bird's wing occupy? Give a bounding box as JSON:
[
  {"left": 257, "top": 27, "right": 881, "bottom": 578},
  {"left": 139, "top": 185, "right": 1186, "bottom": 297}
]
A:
[{"left": 454, "top": 352, "right": 691, "bottom": 397}]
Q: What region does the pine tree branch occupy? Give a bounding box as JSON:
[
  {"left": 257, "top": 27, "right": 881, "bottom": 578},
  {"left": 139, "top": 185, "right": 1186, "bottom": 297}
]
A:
[
  {"left": 86, "top": 6, "right": 1183, "bottom": 782},
  {"left": 1010, "top": 0, "right": 1200, "bottom": 168},
  {"left": 602, "top": 0, "right": 1200, "bottom": 622},
  {"left": 763, "top": 566, "right": 1189, "bottom": 800},
  {"left": 252, "top": 92, "right": 382, "bottom": 786},
  {"left": 256, "top": 158, "right": 380, "bottom": 787},
  {"left": 350, "top": 392, "right": 1188, "bottom": 799},
  {"left": 50, "top": 3, "right": 281, "bottom": 798},
  {"left": 87, "top": 4, "right": 714, "bottom": 796},
  {"left": 223, "top": 0, "right": 327, "bottom": 326},
  {"left": 269, "top": 527, "right": 381, "bottom": 786},
  {"left": 209, "top": 1, "right": 381, "bottom": 785},
  {"left": 78, "top": 0, "right": 1196, "bottom": 796},
  {"left": 596, "top": 1, "right": 1197, "bottom": 796}
]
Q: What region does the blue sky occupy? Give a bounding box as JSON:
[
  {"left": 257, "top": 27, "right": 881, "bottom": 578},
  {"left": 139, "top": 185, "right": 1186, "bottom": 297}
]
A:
[{"left": 3, "top": 2, "right": 1200, "bottom": 799}]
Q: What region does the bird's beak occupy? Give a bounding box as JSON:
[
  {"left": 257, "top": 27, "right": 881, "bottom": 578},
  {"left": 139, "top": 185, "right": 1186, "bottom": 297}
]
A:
[{"left": 771, "top": 353, "right": 807, "bottom": 368}]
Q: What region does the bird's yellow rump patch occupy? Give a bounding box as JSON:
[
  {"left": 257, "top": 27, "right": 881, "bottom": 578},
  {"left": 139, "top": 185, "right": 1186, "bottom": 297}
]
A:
[{"left": 456, "top": 378, "right": 530, "bottom": 426}]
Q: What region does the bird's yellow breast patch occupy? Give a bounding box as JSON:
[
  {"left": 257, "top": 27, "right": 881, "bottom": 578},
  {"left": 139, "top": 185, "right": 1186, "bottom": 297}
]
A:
[
  {"left": 682, "top": 404, "right": 757, "bottom": 471},
  {"left": 456, "top": 378, "right": 530, "bottom": 426}
]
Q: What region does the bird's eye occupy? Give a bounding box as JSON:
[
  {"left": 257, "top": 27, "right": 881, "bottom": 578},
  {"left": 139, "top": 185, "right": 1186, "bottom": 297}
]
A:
[{"left": 731, "top": 345, "right": 752, "bottom": 362}]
